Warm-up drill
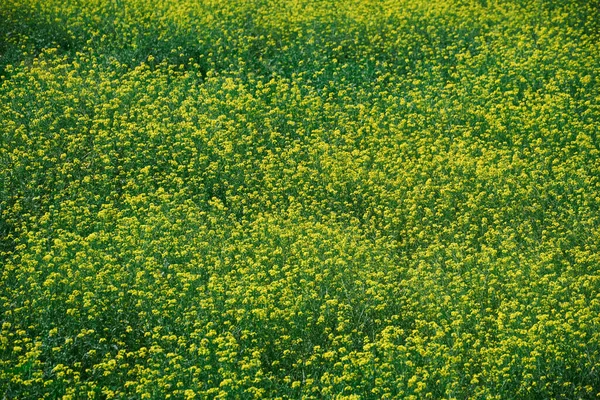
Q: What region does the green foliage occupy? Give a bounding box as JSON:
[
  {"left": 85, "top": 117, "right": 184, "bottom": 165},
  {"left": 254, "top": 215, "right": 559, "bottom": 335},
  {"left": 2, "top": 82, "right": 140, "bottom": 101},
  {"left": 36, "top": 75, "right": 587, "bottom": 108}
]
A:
[{"left": 1, "top": 0, "right": 599, "bottom": 398}]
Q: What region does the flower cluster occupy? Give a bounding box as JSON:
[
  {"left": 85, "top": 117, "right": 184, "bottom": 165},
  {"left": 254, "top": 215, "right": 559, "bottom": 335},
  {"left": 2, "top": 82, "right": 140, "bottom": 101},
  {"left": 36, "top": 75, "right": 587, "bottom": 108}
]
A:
[{"left": 1, "top": 0, "right": 599, "bottom": 398}]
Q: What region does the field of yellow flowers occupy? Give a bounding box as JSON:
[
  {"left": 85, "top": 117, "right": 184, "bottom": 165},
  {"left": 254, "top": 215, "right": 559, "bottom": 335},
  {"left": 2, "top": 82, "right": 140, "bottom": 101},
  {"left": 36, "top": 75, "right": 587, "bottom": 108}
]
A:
[{"left": 1, "top": 0, "right": 599, "bottom": 398}]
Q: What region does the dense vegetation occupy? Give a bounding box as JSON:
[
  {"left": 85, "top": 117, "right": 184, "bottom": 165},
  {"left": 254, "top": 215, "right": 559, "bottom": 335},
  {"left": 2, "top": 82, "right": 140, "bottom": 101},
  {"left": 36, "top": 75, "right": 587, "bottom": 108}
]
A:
[{"left": 1, "top": 0, "right": 599, "bottom": 398}]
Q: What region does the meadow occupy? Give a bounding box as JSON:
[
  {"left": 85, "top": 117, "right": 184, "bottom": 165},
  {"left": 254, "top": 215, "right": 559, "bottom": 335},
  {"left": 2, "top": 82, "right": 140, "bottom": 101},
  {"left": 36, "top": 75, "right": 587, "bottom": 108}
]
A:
[{"left": 1, "top": 0, "right": 599, "bottom": 398}]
